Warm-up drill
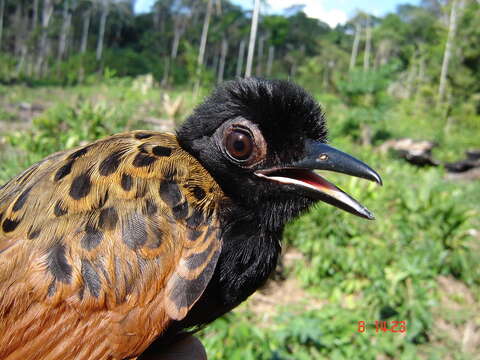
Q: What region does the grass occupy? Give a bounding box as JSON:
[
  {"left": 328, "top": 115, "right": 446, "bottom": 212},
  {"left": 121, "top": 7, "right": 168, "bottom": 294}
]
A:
[{"left": 0, "top": 79, "right": 478, "bottom": 359}]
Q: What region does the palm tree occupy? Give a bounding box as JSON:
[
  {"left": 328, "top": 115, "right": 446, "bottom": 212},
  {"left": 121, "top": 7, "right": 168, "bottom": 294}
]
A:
[
  {"left": 0, "top": 0, "right": 5, "bottom": 50},
  {"left": 58, "top": 0, "right": 74, "bottom": 63},
  {"left": 78, "top": 0, "right": 94, "bottom": 54},
  {"left": 35, "top": 0, "right": 54, "bottom": 76},
  {"left": 438, "top": 0, "right": 461, "bottom": 103},
  {"left": 245, "top": 0, "right": 260, "bottom": 77},
  {"left": 96, "top": 0, "right": 110, "bottom": 61},
  {"left": 194, "top": 0, "right": 213, "bottom": 94}
]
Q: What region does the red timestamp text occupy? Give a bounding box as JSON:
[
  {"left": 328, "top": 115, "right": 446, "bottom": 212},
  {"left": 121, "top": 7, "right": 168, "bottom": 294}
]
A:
[{"left": 357, "top": 321, "right": 407, "bottom": 333}]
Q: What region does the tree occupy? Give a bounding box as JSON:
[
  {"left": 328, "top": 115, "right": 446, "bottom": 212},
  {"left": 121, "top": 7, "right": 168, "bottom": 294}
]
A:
[
  {"left": 79, "top": 1, "right": 93, "bottom": 54},
  {"left": 245, "top": 0, "right": 260, "bottom": 77},
  {"left": 96, "top": 0, "right": 110, "bottom": 61},
  {"left": 217, "top": 36, "right": 228, "bottom": 83},
  {"left": 194, "top": 0, "right": 213, "bottom": 93},
  {"left": 0, "top": 0, "right": 5, "bottom": 50},
  {"left": 35, "top": 0, "right": 54, "bottom": 77},
  {"left": 363, "top": 15, "right": 372, "bottom": 72},
  {"left": 349, "top": 21, "right": 361, "bottom": 71},
  {"left": 58, "top": 0, "right": 73, "bottom": 63},
  {"left": 438, "top": 0, "right": 461, "bottom": 103},
  {"left": 235, "top": 38, "right": 246, "bottom": 77}
]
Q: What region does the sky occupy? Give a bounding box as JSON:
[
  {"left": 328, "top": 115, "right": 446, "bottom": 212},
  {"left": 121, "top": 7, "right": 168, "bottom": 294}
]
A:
[{"left": 135, "top": 0, "right": 420, "bottom": 28}]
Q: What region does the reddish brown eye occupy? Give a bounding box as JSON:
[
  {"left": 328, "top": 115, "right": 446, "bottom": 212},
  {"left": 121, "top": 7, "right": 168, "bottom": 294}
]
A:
[{"left": 225, "top": 129, "right": 253, "bottom": 161}]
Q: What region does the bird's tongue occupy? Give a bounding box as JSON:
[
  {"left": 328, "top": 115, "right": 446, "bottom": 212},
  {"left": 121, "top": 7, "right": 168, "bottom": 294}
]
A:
[
  {"left": 265, "top": 169, "right": 337, "bottom": 192},
  {"left": 256, "top": 167, "right": 375, "bottom": 219}
]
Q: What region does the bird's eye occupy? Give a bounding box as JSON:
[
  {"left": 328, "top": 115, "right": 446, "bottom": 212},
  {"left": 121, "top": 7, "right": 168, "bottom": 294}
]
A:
[{"left": 225, "top": 129, "right": 254, "bottom": 161}]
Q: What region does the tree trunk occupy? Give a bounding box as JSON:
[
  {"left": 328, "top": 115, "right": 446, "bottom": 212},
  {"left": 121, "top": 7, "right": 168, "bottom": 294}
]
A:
[
  {"left": 35, "top": 0, "right": 54, "bottom": 77},
  {"left": 349, "top": 22, "right": 361, "bottom": 71},
  {"left": 363, "top": 16, "right": 371, "bottom": 72},
  {"left": 13, "top": 2, "right": 23, "bottom": 56},
  {"left": 236, "top": 38, "right": 246, "bottom": 77},
  {"left": 80, "top": 8, "right": 91, "bottom": 54},
  {"left": 406, "top": 51, "right": 418, "bottom": 98},
  {"left": 58, "top": 0, "right": 71, "bottom": 63},
  {"left": 16, "top": 44, "right": 28, "bottom": 76},
  {"left": 194, "top": 0, "right": 213, "bottom": 94},
  {"left": 245, "top": 0, "right": 260, "bottom": 77},
  {"left": 0, "top": 0, "right": 5, "bottom": 50},
  {"left": 323, "top": 63, "right": 329, "bottom": 89},
  {"left": 290, "top": 62, "right": 297, "bottom": 78},
  {"left": 163, "top": 16, "right": 186, "bottom": 87},
  {"left": 96, "top": 0, "right": 109, "bottom": 62},
  {"left": 255, "top": 34, "right": 264, "bottom": 76},
  {"left": 438, "top": 0, "right": 460, "bottom": 103},
  {"left": 171, "top": 27, "right": 182, "bottom": 59},
  {"left": 32, "top": 0, "right": 39, "bottom": 30},
  {"left": 162, "top": 57, "right": 170, "bottom": 87},
  {"left": 266, "top": 45, "right": 274, "bottom": 77},
  {"left": 217, "top": 36, "right": 228, "bottom": 84}
]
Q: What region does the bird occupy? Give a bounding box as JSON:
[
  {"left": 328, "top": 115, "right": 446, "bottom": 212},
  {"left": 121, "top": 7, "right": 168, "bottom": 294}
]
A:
[{"left": 0, "top": 78, "right": 381, "bottom": 360}]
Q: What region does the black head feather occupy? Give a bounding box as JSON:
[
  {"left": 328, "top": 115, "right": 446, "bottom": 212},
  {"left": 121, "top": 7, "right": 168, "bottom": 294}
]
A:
[{"left": 178, "top": 78, "right": 327, "bottom": 219}]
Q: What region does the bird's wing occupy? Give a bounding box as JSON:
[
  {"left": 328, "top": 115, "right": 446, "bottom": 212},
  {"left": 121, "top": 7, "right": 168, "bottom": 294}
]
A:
[{"left": 0, "top": 131, "right": 225, "bottom": 360}]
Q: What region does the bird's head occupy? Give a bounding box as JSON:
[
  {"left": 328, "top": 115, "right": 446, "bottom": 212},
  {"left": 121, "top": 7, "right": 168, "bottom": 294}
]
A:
[{"left": 178, "top": 78, "right": 382, "bottom": 227}]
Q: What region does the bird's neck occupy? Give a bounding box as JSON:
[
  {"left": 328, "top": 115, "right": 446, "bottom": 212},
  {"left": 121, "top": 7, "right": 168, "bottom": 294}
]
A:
[{"left": 214, "top": 201, "right": 284, "bottom": 307}]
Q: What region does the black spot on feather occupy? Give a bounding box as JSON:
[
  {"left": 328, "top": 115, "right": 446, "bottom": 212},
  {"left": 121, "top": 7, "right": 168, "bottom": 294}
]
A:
[
  {"left": 152, "top": 146, "right": 172, "bottom": 157},
  {"left": 47, "top": 243, "right": 72, "bottom": 283},
  {"left": 27, "top": 226, "right": 41, "bottom": 240},
  {"left": 99, "top": 151, "right": 124, "bottom": 176},
  {"left": 12, "top": 187, "right": 32, "bottom": 212},
  {"left": 173, "top": 201, "right": 189, "bottom": 220},
  {"left": 134, "top": 132, "right": 153, "bottom": 140},
  {"left": 192, "top": 186, "right": 206, "bottom": 201},
  {"left": 98, "top": 190, "right": 109, "bottom": 208},
  {"left": 70, "top": 173, "right": 91, "bottom": 199},
  {"left": 99, "top": 207, "right": 118, "bottom": 230},
  {"left": 81, "top": 225, "right": 103, "bottom": 250},
  {"left": 81, "top": 259, "right": 101, "bottom": 298},
  {"left": 121, "top": 174, "right": 133, "bottom": 191},
  {"left": 145, "top": 199, "right": 157, "bottom": 215},
  {"left": 54, "top": 160, "right": 74, "bottom": 181},
  {"left": 133, "top": 153, "right": 157, "bottom": 167},
  {"left": 68, "top": 146, "right": 89, "bottom": 160},
  {"left": 54, "top": 200, "right": 67, "bottom": 217},
  {"left": 2, "top": 218, "right": 20, "bottom": 233},
  {"left": 159, "top": 181, "right": 182, "bottom": 208}
]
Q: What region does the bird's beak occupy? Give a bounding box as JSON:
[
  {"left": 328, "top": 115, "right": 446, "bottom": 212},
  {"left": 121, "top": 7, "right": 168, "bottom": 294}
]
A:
[{"left": 255, "top": 140, "right": 382, "bottom": 220}]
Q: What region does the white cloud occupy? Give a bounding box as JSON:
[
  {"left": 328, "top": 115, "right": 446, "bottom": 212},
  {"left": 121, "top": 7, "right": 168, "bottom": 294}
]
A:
[{"left": 265, "top": 0, "right": 347, "bottom": 28}]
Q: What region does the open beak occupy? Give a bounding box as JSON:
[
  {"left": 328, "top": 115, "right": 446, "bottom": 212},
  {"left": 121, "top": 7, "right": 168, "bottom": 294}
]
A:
[{"left": 254, "top": 140, "right": 382, "bottom": 220}]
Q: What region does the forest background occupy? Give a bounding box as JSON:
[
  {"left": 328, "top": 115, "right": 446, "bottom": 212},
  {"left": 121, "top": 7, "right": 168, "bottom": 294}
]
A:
[{"left": 0, "top": 0, "right": 479, "bottom": 358}]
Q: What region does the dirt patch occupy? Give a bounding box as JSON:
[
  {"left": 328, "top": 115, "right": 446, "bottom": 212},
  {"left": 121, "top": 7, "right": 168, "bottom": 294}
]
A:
[
  {"left": 237, "top": 249, "right": 326, "bottom": 324},
  {"left": 429, "top": 276, "right": 480, "bottom": 358}
]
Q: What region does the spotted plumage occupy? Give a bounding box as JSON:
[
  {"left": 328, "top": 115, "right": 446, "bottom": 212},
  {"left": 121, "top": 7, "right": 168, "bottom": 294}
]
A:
[
  {"left": 0, "top": 79, "right": 381, "bottom": 359},
  {"left": 0, "top": 131, "right": 224, "bottom": 359}
]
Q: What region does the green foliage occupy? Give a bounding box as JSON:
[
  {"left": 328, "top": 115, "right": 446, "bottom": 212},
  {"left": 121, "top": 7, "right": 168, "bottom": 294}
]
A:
[
  {"left": 0, "top": 54, "right": 17, "bottom": 84},
  {"left": 5, "top": 101, "right": 127, "bottom": 162}
]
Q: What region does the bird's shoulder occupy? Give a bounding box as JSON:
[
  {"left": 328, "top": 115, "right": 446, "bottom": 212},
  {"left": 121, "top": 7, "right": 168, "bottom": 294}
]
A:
[{"left": 0, "top": 130, "right": 225, "bottom": 359}]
